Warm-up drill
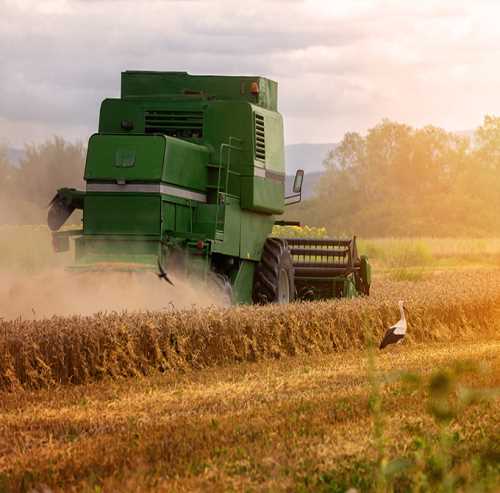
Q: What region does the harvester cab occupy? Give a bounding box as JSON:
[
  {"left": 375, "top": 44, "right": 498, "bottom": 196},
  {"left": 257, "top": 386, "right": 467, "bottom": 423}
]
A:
[{"left": 49, "top": 71, "right": 371, "bottom": 304}]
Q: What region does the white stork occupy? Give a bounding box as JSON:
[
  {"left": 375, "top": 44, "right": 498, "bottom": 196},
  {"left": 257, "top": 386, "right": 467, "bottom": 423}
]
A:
[{"left": 379, "top": 300, "right": 408, "bottom": 349}]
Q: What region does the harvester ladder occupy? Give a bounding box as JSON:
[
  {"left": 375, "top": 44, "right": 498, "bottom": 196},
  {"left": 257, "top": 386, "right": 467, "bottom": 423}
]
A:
[{"left": 214, "top": 137, "right": 242, "bottom": 241}]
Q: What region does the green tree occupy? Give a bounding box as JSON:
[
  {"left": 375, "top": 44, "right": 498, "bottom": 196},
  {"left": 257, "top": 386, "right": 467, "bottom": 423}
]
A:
[
  {"left": 0, "top": 144, "right": 11, "bottom": 186},
  {"left": 474, "top": 115, "right": 500, "bottom": 170},
  {"left": 300, "top": 117, "right": 500, "bottom": 237},
  {"left": 0, "top": 137, "right": 85, "bottom": 225},
  {"left": 16, "top": 136, "right": 85, "bottom": 208}
]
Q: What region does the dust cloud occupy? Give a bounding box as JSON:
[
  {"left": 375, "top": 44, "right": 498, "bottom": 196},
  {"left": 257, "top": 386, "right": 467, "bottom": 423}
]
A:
[{"left": 0, "top": 269, "right": 225, "bottom": 320}]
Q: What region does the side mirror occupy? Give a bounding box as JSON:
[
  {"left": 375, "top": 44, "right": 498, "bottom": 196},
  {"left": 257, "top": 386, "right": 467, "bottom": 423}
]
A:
[
  {"left": 285, "top": 169, "right": 304, "bottom": 206},
  {"left": 293, "top": 169, "right": 304, "bottom": 194}
]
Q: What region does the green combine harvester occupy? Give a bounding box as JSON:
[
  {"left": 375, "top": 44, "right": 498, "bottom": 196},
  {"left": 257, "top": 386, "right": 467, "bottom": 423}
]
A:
[{"left": 48, "top": 71, "right": 371, "bottom": 304}]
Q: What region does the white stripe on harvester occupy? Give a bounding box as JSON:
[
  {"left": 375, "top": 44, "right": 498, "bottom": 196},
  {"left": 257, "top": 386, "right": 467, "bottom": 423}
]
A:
[{"left": 85, "top": 182, "right": 207, "bottom": 203}]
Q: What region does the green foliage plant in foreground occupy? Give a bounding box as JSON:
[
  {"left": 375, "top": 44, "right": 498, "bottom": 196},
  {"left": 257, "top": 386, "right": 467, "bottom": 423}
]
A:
[{"left": 305, "top": 352, "right": 500, "bottom": 493}]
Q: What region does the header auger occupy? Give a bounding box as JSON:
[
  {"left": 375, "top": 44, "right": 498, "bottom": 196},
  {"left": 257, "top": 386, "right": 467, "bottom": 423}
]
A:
[{"left": 48, "top": 71, "right": 371, "bottom": 303}]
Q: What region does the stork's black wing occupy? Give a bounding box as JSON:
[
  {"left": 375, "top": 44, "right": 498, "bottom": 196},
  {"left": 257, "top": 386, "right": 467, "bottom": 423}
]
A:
[{"left": 379, "top": 328, "right": 405, "bottom": 349}]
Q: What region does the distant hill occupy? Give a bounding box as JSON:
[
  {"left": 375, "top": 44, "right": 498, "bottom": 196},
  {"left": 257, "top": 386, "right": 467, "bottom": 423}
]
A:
[{"left": 284, "top": 143, "right": 338, "bottom": 200}]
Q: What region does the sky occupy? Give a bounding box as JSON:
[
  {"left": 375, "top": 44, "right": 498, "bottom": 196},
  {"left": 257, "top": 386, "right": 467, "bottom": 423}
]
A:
[{"left": 2, "top": 0, "right": 500, "bottom": 147}]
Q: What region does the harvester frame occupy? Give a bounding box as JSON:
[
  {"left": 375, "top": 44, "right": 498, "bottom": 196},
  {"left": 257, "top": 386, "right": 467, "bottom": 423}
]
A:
[{"left": 49, "top": 71, "right": 371, "bottom": 304}]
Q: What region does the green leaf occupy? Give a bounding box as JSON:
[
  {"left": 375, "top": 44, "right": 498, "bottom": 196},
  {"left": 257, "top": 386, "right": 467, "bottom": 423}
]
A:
[
  {"left": 384, "top": 457, "right": 413, "bottom": 477},
  {"left": 429, "top": 371, "right": 453, "bottom": 398}
]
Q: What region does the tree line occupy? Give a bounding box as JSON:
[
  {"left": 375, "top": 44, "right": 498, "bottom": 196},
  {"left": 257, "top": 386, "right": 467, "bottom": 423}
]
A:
[
  {"left": 294, "top": 116, "right": 500, "bottom": 237},
  {"left": 2, "top": 116, "right": 500, "bottom": 236},
  {"left": 0, "top": 137, "right": 85, "bottom": 224}
]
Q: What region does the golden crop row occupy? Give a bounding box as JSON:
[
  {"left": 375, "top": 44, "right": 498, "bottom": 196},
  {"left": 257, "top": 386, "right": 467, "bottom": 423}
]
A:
[{"left": 1, "top": 270, "right": 499, "bottom": 391}]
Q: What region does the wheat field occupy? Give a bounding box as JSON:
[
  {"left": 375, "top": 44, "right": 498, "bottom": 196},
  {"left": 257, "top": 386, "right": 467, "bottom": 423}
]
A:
[
  {"left": 0, "top": 230, "right": 499, "bottom": 491},
  {"left": 0, "top": 340, "right": 498, "bottom": 492},
  {"left": 1, "top": 270, "right": 499, "bottom": 391}
]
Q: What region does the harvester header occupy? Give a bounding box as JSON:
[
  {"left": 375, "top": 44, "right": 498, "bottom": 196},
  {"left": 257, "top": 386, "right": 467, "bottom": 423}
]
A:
[{"left": 49, "top": 71, "right": 371, "bottom": 304}]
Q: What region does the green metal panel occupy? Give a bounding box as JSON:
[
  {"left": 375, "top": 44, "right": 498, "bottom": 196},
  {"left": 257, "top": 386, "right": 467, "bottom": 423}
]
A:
[
  {"left": 161, "top": 200, "right": 176, "bottom": 232},
  {"left": 161, "top": 199, "right": 198, "bottom": 236},
  {"left": 174, "top": 205, "right": 192, "bottom": 234},
  {"left": 240, "top": 210, "right": 274, "bottom": 261},
  {"left": 231, "top": 260, "right": 256, "bottom": 304},
  {"left": 203, "top": 102, "right": 251, "bottom": 198},
  {"left": 162, "top": 137, "right": 209, "bottom": 192},
  {"left": 85, "top": 134, "right": 166, "bottom": 181},
  {"left": 75, "top": 236, "right": 159, "bottom": 267},
  {"left": 240, "top": 176, "right": 285, "bottom": 214},
  {"left": 193, "top": 203, "right": 217, "bottom": 237},
  {"left": 253, "top": 106, "right": 285, "bottom": 174},
  {"left": 211, "top": 196, "right": 240, "bottom": 257},
  {"left": 84, "top": 195, "right": 161, "bottom": 236},
  {"left": 122, "top": 71, "right": 278, "bottom": 112},
  {"left": 99, "top": 99, "right": 145, "bottom": 134}
]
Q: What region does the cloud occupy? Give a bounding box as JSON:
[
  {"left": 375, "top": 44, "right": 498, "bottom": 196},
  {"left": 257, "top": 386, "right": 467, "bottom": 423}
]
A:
[{"left": 2, "top": 0, "right": 500, "bottom": 146}]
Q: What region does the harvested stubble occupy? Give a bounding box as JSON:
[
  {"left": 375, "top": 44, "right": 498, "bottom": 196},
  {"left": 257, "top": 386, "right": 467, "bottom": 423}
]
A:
[{"left": 1, "top": 270, "right": 499, "bottom": 391}]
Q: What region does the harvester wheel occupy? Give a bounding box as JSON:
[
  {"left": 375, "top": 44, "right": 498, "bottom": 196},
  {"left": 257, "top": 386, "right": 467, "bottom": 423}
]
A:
[{"left": 253, "top": 238, "right": 295, "bottom": 304}]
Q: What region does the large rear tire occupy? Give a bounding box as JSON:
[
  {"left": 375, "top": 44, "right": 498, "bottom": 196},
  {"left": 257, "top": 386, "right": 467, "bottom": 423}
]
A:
[{"left": 253, "top": 238, "right": 295, "bottom": 304}]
